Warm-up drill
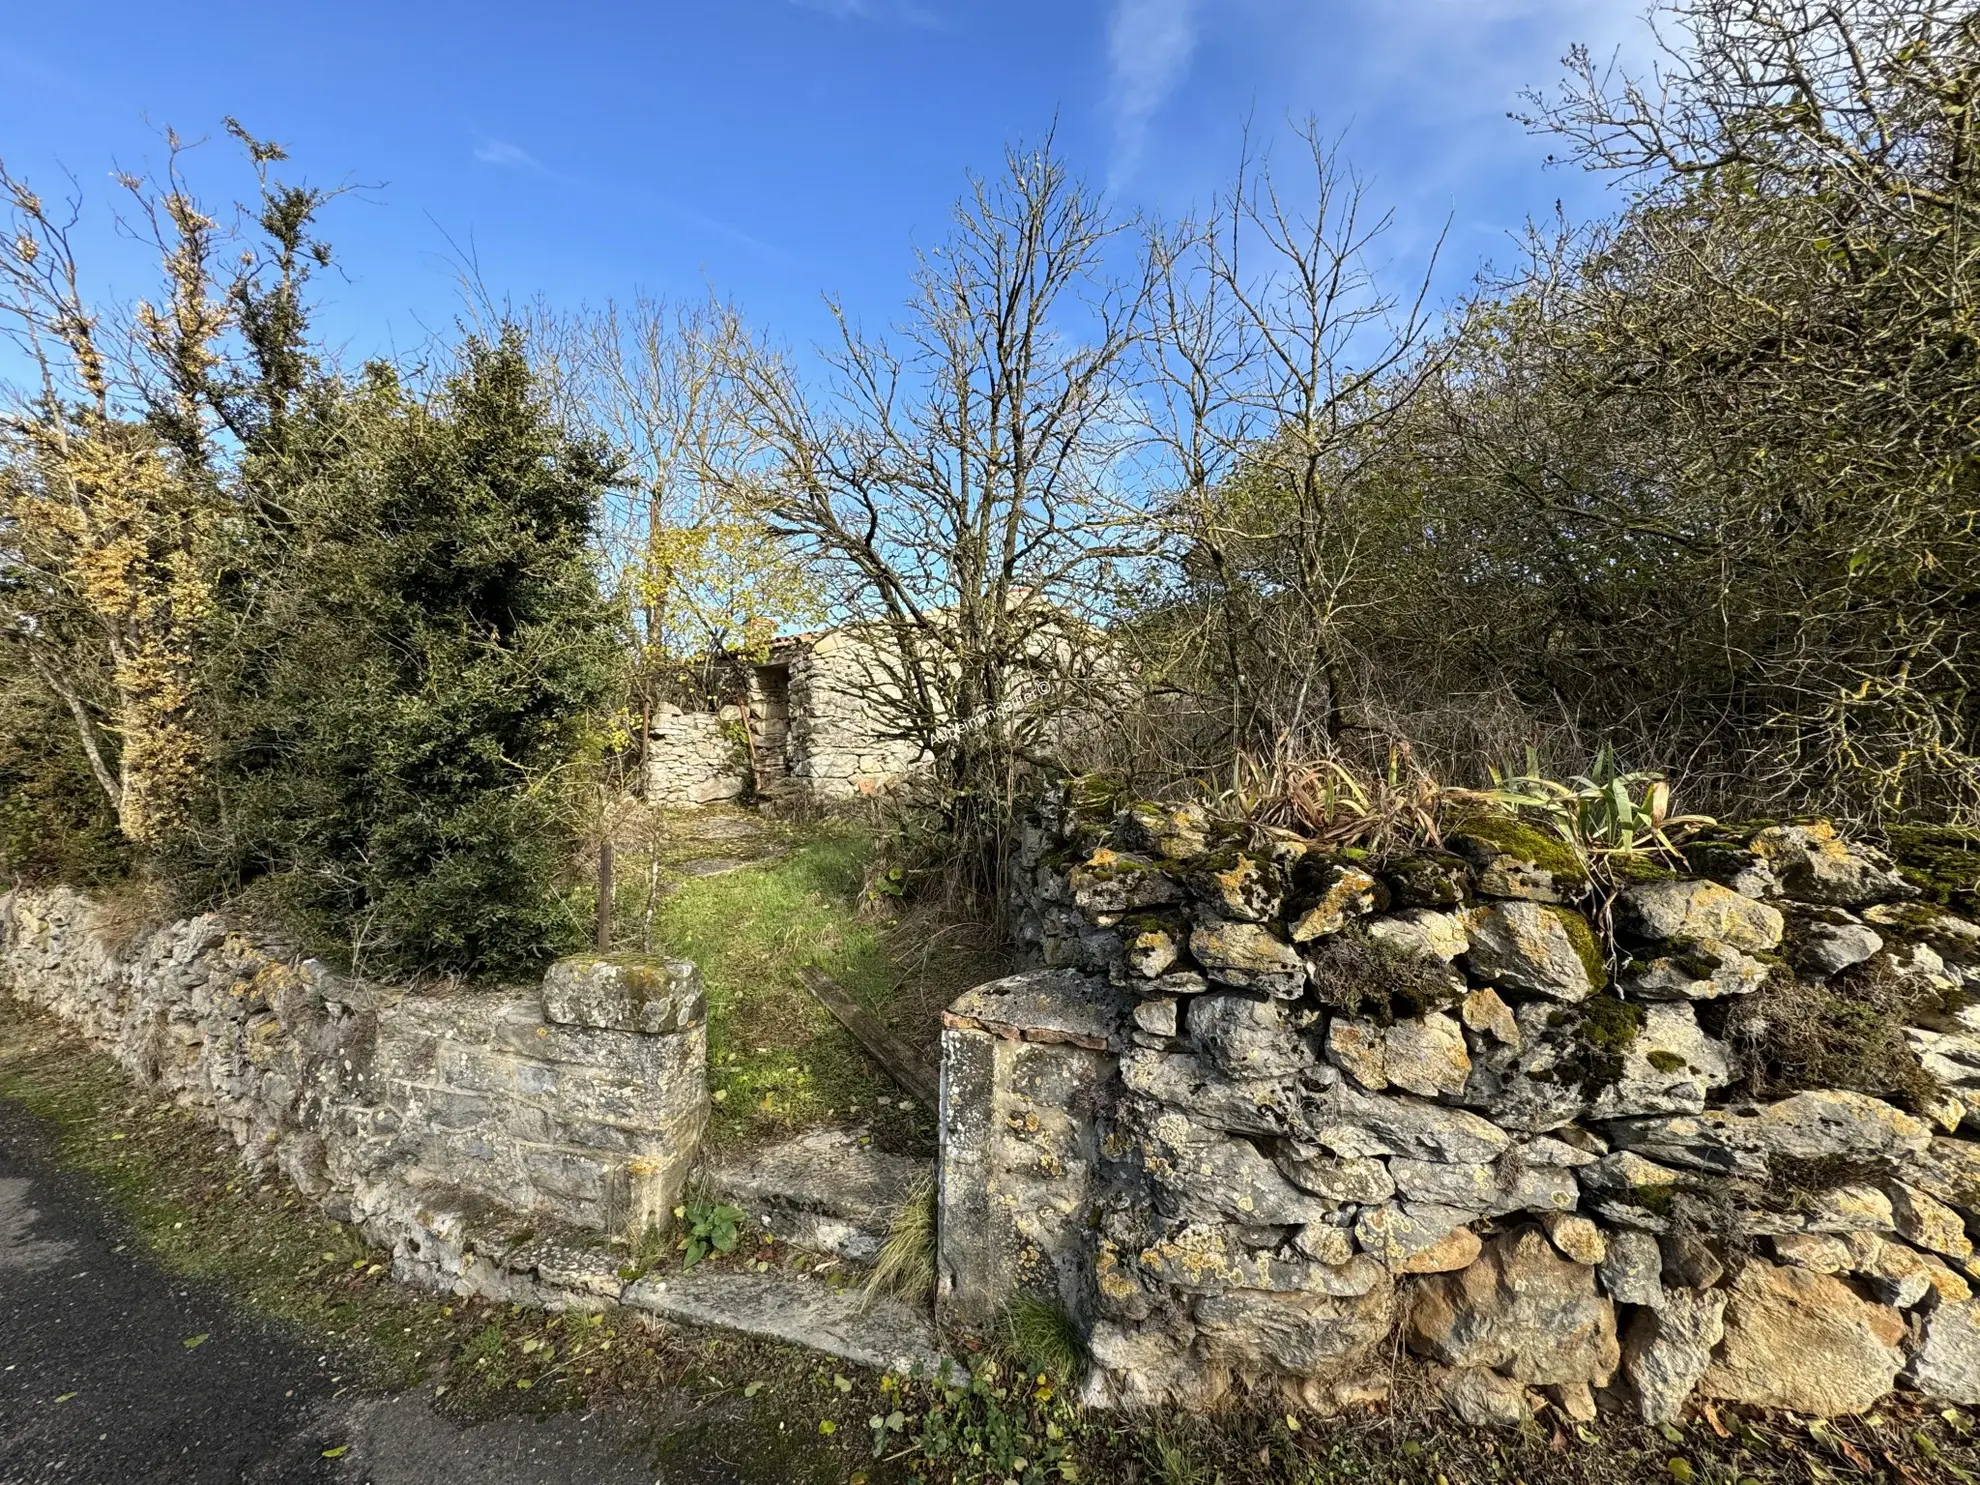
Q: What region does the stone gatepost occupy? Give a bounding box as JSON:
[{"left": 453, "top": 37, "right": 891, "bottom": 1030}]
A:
[{"left": 936, "top": 969, "right": 1130, "bottom": 1330}]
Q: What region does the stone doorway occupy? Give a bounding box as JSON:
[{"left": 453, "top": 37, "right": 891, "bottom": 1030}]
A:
[{"left": 747, "top": 663, "right": 792, "bottom": 793}]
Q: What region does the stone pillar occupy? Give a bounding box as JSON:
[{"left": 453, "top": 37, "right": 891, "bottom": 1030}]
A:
[{"left": 936, "top": 969, "right": 1129, "bottom": 1330}]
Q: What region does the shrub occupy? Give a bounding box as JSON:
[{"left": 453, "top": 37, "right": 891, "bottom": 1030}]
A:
[{"left": 196, "top": 335, "right": 620, "bottom": 976}]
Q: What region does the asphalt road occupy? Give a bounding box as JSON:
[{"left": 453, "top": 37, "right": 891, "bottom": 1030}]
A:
[{"left": 0, "top": 1096, "right": 659, "bottom": 1485}]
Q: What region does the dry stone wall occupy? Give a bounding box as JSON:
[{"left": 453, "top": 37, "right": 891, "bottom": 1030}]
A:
[
  {"left": 786, "top": 631, "right": 927, "bottom": 802},
  {"left": 941, "top": 795, "right": 1980, "bottom": 1424},
  {"left": 1, "top": 888, "right": 707, "bottom": 1304},
  {"left": 646, "top": 708, "right": 747, "bottom": 807}
]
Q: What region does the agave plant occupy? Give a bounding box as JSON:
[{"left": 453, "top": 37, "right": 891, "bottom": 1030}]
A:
[{"left": 1478, "top": 745, "right": 1715, "bottom": 860}]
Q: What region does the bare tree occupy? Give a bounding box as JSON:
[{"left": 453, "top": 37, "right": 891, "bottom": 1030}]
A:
[
  {"left": 727, "top": 135, "right": 1152, "bottom": 868},
  {"left": 1136, "top": 122, "right": 1449, "bottom": 770},
  {"left": 525, "top": 292, "right": 820, "bottom": 717}
]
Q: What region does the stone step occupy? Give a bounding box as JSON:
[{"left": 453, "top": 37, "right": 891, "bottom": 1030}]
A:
[
  {"left": 700, "top": 1128, "right": 931, "bottom": 1264},
  {"left": 622, "top": 1265, "right": 950, "bottom": 1379}
]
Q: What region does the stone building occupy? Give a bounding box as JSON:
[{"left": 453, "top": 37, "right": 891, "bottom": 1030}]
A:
[{"left": 645, "top": 627, "right": 926, "bottom": 808}]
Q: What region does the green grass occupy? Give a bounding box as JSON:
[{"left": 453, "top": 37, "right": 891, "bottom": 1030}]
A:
[{"left": 648, "top": 821, "right": 938, "bottom": 1151}]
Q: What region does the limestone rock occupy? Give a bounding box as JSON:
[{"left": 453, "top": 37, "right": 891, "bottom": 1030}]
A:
[
  {"left": 1082, "top": 1321, "right": 1196, "bottom": 1409},
  {"left": 1290, "top": 1221, "right": 1356, "bottom": 1267},
  {"left": 1700, "top": 1260, "right": 1905, "bottom": 1416},
  {"left": 1463, "top": 1000, "right": 1729, "bottom": 1132},
  {"left": 1660, "top": 1234, "right": 1725, "bottom": 1290},
  {"left": 1522, "top": 1133, "right": 1600, "bottom": 1167},
  {"left": 1579, "top": 1150, "right": 1689, "bottom": 1229},
  {"left": 1751, "top": 822, "right": 1917, "bottom": 907},
  {"left": 1189, "top": 917, "right": 1307, "bottom": 998},
  {"left": 1908, "top": 1026, "right": 1980, "bottom": 1096},
  {"left": 541, "top": 955, "right": 704, "bottom": 1034},
  {"left": 1122, "top": 923, "right": 1181, "bottom": 979},
  {"left": 1145, "top": 1116, "right": 1336, "bottom": 1225},
  {"left": 1187, "top": 854, "right": 1284, "bottom": 923},
  {"left": 1399, "top": 1226, "right": 1483, "bottom": 1274},
  {"left": 1604, "top": 1090, "right": 1933, "bottom": 1179},
  {"left": 1907, "top": 1136, "right": 1980, "bottom": 1229},
  {"left": 1381, "top": 853, "right": 1472, "bottom": 909},
  {"left": 1354, "top": 1201, "right": 1474, "bottom": 1269},
  {"left": 1314, "top": 1087, "right": 1512, "bottom": 1163},
  {"left": 1449, "top": 824, "right": 1587, "bottom": 903},
  {"left": 1288, "top": 863, "right": 1384, "bottom": 942},
  {"left": 1070, "top": 851, "right": 1184, "bottom": 917},
  {"left": 1797, "top": 918, "right": 1885, "bottom": 978},
  {"left": 1858, "top": 1239, "right": 1934, "bottom": 1308},
  {"left": 1463, "top": 902, "right": 1603, "bottom": 1001},
  {"left": 1325, "top": 1012, "right": 1470, "bottom": 1098},
  {"left": 1367, "top": 908, "right": 1473, "bottom": 963},
  {"left": 1541, "top": 1212, "right": 1607, "bottom": 1266},
  {"left": 1621, "top": 938, "right": 1772, "bottom": 1001},
  {"left": 1614, "top": 879, "right": 1784, "bottom": 954},
  {"left": 1133, "top": 997, "right": 1180, "bottom": 1038},
  {"left": 1907, "top": 1298, "right": 1980, "bottom": 1405},
  {"left": 1132, "top": 1222, "right": 1386, "bottom": 1299},
  {"left": 1887, "top": 1182, "right": 1975, "bottom": 1261},
  {"left": 1439, "top": 1366, "right": 1534, "bottom": 1427},
  {"left": 1598, "top": 1230, "right": 1665, "bottom": 1307},
  {"left": 1120, "top": 1047, "right": 1306, "bottom": 1137},
  {"left": 1187, "top": 993, "right": 1310, "bottom": 1080},
  {"left": 1864, "top": 902, "right": 1980, "bottom": 965},
  {"left": 1387, "top": 1157, "right": 1578, "bottom": 1218},
  {"left": 1770, "top": 1232, "right": 1851, "bottom": 1273},
  {"left": 1406, "top": 1224, "right": 1620, "bottom": 1387},
  {"left": 1624, "top": 1287, "right": 1726, "bottom": 1424},
  {"left": 1586, "top": 1003, "right": 1731, "bottom": 1122},
  {"left": 1275, "top": 1147, "right": 1396, "bottom": 1204},
  {"left": 1550, "top": 1379, "right": 1598, "bottom": 1422},
  {"left": 1194, "top": 1279, "right": 1395, "bottom": 1379},
  {"left": 1460, "top": 986, "right": 1521, "bottom": 1047},
  {"left": 1114, "top": 801, "right": 1211, "bottom": 862}
]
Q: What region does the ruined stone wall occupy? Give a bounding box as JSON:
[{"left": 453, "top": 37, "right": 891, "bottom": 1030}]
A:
[
  {"left": 940, "top": 796, "right": 1980, "bottom": 1423},
  {"left": 646, "top": 708, "right": 747, "bottom": 807},
  {"left": 786, "top": 631, "right": 926, "bottom": 801},
  {"left": 1, "top": 888, "right": 707, "bottom": 1301}
]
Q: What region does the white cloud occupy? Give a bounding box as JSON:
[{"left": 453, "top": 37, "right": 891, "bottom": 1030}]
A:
[
  {"left": 473, "top": 138, "right": 542, "bottom": 170},
  {"left": 1107, "top": 0, "right": 1200, "bottom": 187}
]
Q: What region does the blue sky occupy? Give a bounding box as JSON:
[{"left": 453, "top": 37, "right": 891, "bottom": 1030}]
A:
[{"left": 0, "top": 0, "right": 1648, "bottom": 365}]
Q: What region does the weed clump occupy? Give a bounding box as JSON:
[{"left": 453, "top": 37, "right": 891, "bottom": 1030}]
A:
[
  {"left": 865, "top": 1173, "right": 937, "bottom": 1305},
  {"left": 1005, "top": 1296, "right": 1089, "bottom": 1385},
  {"left": 1724, "top": 958, "right": 1943, "bottom": 1114},
  {"left": 1306, "top": 925, "right": 1462, "bottom": 1022}
]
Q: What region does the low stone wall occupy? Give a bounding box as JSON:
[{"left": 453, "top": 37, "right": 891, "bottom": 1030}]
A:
[
  {"left": 1, "top": 888, "right": 707, "bottom": 1301},
  {"left": 646, "top": 709, "right": 746, "bottom": 807},
  {"left": 940, "top": 796, "right": 1980, "bottom": 1423}
]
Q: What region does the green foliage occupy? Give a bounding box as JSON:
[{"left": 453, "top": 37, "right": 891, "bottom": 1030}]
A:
[
  {"left": 905, "top": 1359, "right": 1082, "bottom": 1485},
  {"left": 1005, "top": 1297, "right": 1088, "bottom": 1386},
  {"left": 0, "top": 673, "right": 130, "bottom": 886},
  {"left": 1481, "top": 747, "right": 1713, "bottom": 863},
  {"left": 675, "top": 1199, "right": 743, "bottom": 1269},
  {"left": 196, "top": 334, "right": 619, "bottom": 975}
]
